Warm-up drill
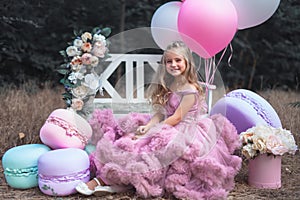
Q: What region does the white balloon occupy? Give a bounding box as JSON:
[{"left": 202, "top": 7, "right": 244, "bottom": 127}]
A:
[
  {"left": 150, "top": 1, "right": 183, "bottom": 49},
  {"left": 231, "top": 0, "right": 280, "bottom": 30}
]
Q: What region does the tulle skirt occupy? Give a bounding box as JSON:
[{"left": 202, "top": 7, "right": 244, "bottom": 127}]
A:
[{"left": 89, "top": 109, "right": 242, "bottom": 199}]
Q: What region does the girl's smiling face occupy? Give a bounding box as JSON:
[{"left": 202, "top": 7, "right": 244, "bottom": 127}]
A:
[{"left": 164, "top": 51, "right": 187, "bottom": 77}]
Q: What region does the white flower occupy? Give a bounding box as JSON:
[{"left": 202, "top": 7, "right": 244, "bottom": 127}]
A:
[
  {"left": 252, "top": 136, "right": 267, "bottom": 153},
  {"left": 66, "top": 46, "right": 80, "bottom": 57},
  {"left": 60, "top": 27, "right": 111, "bottom": 110},
  {"left": 78, "top": 65, "right": 87, "bottom": 75},
  {"left": 74, "top": 72, "right": 85, "bottom": 80},
  {"left": 90, "top": 56, "right": 99, "bottom": 67},
  {"left": 242, "top": 144, "right": 257, "bottom": 159},
  {"left": 72, "top": 85, "right": 89, "bottom": 98},
  {"left": 240, "top": 125, "right": 298, "bottom": 159},
  {"left": 83, "top": 73, "right": 99, "bottom": 91},
  {"left": 81, "top": 32, "right": 92, "bottom": 43},
  {"left": 93, "top": 34, "right": 106, "bottom": 44},
  {"left": 73, "top": 38, "right": 83, "bottom": 48},
  {"left": 68, "top": 72, "right": 78, "bottom": 84}
]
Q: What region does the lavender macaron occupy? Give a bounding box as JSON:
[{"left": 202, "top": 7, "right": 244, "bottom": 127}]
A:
[
  {"left": 38, "top": 148, "right": 90, "bottom": 196},
  {"left": 210, "top": 89, "right": 282, "bottom": 133}
]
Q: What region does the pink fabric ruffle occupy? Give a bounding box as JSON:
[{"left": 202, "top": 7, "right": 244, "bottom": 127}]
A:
[{"left": 89, "top": 109, "right": 242, "bottom": 199}]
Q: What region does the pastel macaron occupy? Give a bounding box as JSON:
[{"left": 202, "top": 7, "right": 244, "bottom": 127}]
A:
[
  {"left": 210, "top": 89, "right": 282, "bottom": 133},
  {"left": 39, "top": 109, "right": 92, "bottom": 149},
  {"left": 2, "top": 144, "right": 51, "bottom": 189},
  {"left": 38, "top": 148, "right": 90, "bottom": 196}
]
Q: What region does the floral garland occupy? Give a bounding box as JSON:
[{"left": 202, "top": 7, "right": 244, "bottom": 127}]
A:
[
  {"left": 240, "top": 125, "right": 298, "bottom": 159},
  {"left": 57, "top": 27, "right": 111, "bottom": 116}
]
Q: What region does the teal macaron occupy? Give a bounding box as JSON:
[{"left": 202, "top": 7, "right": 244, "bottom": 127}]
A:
[{"left": 2, "top": 143, "right": 51, "bottom": 189}]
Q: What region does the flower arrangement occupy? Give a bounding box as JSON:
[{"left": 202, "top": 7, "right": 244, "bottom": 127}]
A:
[
  {"left": 240, "top": 125, "right": 298, "bottom": 159},
  {"left": 57, "top": 27, "right": 111, "bottom": 117}
]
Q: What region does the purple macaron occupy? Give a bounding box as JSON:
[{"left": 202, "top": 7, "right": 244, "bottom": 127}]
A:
[{"left": 210, "top": 89, "right": 282, "bottom": 133}]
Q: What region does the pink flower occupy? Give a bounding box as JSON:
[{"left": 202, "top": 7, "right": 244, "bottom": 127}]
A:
[
  {"left": 81, "top": 42, "right": 92, "bottom": 52},
  {"left": 71, "top": 98, "right": 84, "bottom": 111},
  {"left": 91, "top": 41, "right": 107, "bottom": 58},
  {"left": 81, "top": 53, "right": 92, "bottom": 65},
  {"left": 266, "top": 135, "right": 288, "bottom": 155}
]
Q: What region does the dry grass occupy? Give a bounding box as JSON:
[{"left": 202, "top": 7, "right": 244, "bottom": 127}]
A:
[{"left": 0, "top": 83, "right": 299, "bottom": 199}]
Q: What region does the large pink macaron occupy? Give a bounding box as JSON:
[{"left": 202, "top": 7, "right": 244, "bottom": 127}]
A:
[
  {"left": 210, "top": 89, "right": 282, "bottom": 134},
  {"left": 40, "top": 109, "right": 92, "bottom": 149}
]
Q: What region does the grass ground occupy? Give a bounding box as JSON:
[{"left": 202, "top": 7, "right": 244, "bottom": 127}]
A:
[{"left": 0, "top": 82, "right": 299, "bottom": 199}]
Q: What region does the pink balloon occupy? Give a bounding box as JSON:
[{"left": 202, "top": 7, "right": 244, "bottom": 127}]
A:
[
  {"left": 231, "top": 0, "right": 280, "bottom": 30},
  {"left": 178, "top": 0, "right": 238, "bottom": 58},
  {"left": 151, "top": 1, "right": 183, "bottom": 50}
]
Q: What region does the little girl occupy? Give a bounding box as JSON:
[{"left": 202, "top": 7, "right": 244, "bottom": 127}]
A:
[{"left": 76, "top": 41, "right": 242, "bottom": 199}]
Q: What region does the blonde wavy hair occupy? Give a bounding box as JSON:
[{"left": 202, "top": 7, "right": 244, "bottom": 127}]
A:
[{"left": 147, "top": 41, "right": 203, "bottom": 106}]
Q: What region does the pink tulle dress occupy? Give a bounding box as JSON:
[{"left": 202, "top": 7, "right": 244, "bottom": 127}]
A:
[{"left": 89, "top": 89, "right": 242, "bottom": 199}]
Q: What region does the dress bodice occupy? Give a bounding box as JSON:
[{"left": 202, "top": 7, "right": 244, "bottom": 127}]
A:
[{"left": 164, "top": 89, "right": 207, "bottom": 119}]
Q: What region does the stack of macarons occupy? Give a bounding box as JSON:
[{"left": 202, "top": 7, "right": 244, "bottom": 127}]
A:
[{"left": 2, "top": 108, "right": 94, "bottom": 197}]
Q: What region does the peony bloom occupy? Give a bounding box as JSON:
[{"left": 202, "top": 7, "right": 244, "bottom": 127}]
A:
[
  {"left": 71, "top": 98, "right": 84, "bottom": 111},
  {"left": 83, "top": 73, "right": 99, "bottom": 91},
  {"left": 266, "top": 135, "right": 287, "bottom": 155},
  {"left": 70, "top": 56, "right": 83, "bottom": 71},
  {"left": 72, "top": 85, "right": 89, "bottom": 98},
  {"left": 81, "top": 42, "right": 92, "bottom": 52},
  {"left": 81, "top": 53, "right": 93, "bottom": 65},
  {"left": 240, "top": 125, "right": 298, "bottom": 159},
  {"left": 240, "top": 132, "right": 254, "bottom": 144},
  {"left": 92, "top": 41, "right": 107, "bottom": 58},
  {"left": 73, "top": 38, "right": 83, "bottom": 48},
  {"left": 66, "top": 46, "right": 80, "bottom": 57},
  {"left": 81, "top": 32, "right": 92, "bottom": 42},
  {"left": 242, "top": 144, "right": 257, "bottom": 159},
  {"left": 90, "top": 56, "right": 99, "bottom": 67},
  {"left": 252, "top": 136, "right": 267, "bottom": 153}
]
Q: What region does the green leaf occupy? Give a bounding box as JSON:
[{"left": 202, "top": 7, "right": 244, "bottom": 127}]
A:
[
  {"left": 92, "top": 27, "right": 101, "bottom": 35},
  {"left": 56, "top": 69, "right": 69, "bottom": 75},
  {"left": 59, "top": 50, "right": 67, "bottom": 57},
  {"left": 101, "top": 27, "right": 111, "bottom": 37},
  {"left": 62, "top": 92, "right": 72, "bottom": 99},
  {"left": 59, "top": 78, "right": 66, "bottom": 85},
  {"left": 59, "top": 63, "right": 68, "bottom": 68},
  {"left": 42, "top": 185, "right": 50, "bottom": 190}
]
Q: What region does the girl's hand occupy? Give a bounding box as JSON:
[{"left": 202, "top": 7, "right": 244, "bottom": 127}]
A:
[{"left": 136, "top": 125, "right": 149, "bottom": 135}]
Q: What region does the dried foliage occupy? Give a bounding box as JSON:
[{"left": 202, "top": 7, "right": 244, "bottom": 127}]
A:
[
  {"left": 0, "top": 84, "right": 299, "bottom": 199},
  {"left": 0, "top": 82, "right": 65, "bottom": 155}
]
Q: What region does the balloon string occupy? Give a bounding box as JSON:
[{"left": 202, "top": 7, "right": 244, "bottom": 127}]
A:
[
  {"left": 208, "top": 44, "right": 230, "bottom": 84},
  {"left": 227, "top": 43, "right": 233, "bottom": 67}
]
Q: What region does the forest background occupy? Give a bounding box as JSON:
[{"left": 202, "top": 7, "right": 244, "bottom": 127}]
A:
[{"left": 0, "top": 0, "right": 299, "bottom": 91}]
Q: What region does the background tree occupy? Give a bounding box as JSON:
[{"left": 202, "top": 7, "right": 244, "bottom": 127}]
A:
[{"left": 0, "top": 0, "right": 299, "bottom": 91}]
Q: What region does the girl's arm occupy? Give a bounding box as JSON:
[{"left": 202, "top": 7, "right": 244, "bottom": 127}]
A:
[
  {"left": 136, "top": 112, "right": 164, "bottom": 134},
  {"left": 163, "top": 93, "right": 196, "bottom": 126}
]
